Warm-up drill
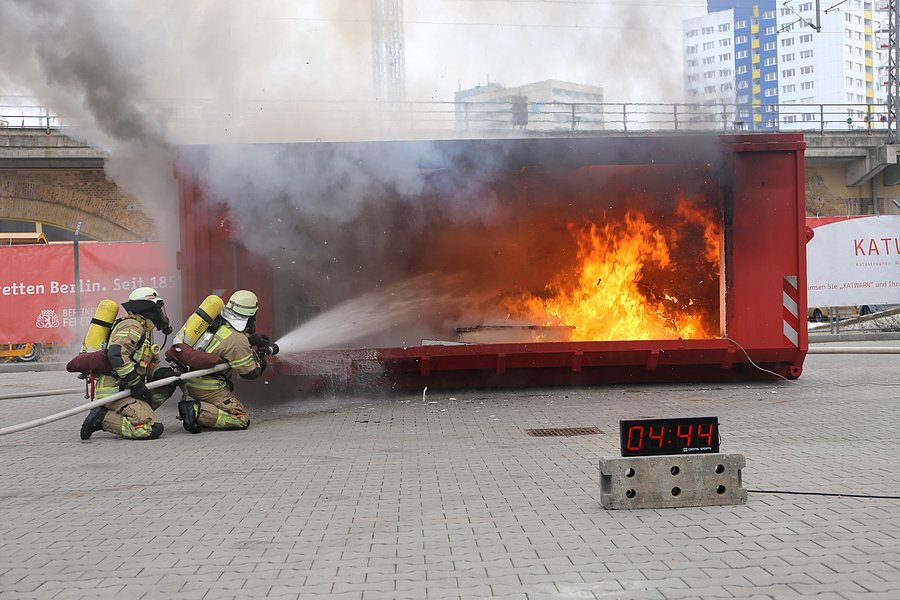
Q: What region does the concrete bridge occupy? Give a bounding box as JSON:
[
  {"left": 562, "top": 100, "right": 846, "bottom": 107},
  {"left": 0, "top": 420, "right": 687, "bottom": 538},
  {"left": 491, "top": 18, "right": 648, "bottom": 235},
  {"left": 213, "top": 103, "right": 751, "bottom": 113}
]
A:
[{"left": 1, "top": 127, "right": 898, "bottom": 242}]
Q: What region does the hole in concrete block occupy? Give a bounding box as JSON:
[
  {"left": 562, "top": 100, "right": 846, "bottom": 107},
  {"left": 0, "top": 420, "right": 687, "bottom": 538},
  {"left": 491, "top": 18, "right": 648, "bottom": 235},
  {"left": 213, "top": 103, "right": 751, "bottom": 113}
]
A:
[
  {"left": 716, "top": 485, "right": 726, "bottom": 494},
  {"left": 670, "top": 466, "right": 680, "bottom": 476},
  {"left": 671, "top": 486, "right": 681, "bottom": 496},
  {"left": 625, "top": 489, "right": 636, "bottom": 498},
  {"left": 625, "top": 468, "right": 635, "bottom": 478},
  {"left": 715, "top": 464, "right": 725, "bottom": 474}
]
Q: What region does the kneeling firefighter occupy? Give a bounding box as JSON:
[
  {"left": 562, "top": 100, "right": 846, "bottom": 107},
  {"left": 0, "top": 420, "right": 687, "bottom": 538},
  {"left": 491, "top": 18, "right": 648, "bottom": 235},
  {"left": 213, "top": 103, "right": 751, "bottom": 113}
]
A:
[
  {"left": 80, "top": 287, "right": 177, "bottom": 440},
  {"left": 178, "top": 290, "right": 271, "bottom": 433}
]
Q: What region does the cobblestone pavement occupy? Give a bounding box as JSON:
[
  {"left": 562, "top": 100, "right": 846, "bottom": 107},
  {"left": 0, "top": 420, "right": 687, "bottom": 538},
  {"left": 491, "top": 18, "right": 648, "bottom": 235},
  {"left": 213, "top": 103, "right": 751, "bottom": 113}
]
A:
[{"left": 1, "top": 343, "right": 898, "bottom": 600}]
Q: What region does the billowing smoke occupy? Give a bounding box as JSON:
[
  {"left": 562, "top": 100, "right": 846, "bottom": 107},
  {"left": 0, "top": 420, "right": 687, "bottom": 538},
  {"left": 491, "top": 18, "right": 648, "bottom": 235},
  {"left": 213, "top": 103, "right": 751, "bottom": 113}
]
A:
[{"left": 0, "top": 0, "right": 704, "bottom": 345}]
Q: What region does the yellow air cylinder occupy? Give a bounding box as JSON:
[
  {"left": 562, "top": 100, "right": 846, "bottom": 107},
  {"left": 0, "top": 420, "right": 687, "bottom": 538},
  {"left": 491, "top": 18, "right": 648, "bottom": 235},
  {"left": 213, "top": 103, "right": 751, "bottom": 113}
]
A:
[
  {"left": 81, "top": 299, "right": 120, "bottom": 353},
  {"left": 174, "top": 294, "right": 224, "bottom": 347}
]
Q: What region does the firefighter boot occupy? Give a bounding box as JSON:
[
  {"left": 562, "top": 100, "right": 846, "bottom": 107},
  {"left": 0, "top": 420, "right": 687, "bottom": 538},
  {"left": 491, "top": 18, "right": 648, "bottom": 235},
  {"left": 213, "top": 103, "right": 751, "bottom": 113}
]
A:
[
  {"left": 80, "top": 406, "right": 106, "bottom": 440},
  {"left": 179, "top": 400, "right": 202, "bottom": 434}
]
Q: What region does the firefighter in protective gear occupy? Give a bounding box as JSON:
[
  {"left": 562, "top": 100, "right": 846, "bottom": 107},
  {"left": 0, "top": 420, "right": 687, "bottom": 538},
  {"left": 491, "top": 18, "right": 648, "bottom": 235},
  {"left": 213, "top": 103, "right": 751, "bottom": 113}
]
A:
[
  {"left": 179, "top": 290, "right": 268, "bottom": 432},
  {"left": 80, "top": 287, "right": 177, "bottom": 440}
]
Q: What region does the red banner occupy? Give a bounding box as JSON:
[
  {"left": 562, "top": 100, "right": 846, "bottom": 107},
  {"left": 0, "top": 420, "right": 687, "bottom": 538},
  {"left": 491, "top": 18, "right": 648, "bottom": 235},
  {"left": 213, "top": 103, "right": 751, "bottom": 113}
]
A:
[{"left": 0, "top": 242, "right": 177, "bottom": 344}]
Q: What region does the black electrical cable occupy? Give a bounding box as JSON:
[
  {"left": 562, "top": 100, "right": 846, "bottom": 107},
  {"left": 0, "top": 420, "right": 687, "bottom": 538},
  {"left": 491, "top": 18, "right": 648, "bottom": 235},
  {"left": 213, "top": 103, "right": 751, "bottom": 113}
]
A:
[{"left": 748, "top": 489, "right": 900, "bottom": 500}]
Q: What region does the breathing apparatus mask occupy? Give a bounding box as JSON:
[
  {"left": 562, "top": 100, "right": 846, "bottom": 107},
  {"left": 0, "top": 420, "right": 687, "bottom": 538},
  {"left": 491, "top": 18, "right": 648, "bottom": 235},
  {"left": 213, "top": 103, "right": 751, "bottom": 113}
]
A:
[
  {"left": 221, "top": 290, "right": 259, "bottom": 332},
  {"left": 122, "top": 287, "right": 172, "bottom": 335}
]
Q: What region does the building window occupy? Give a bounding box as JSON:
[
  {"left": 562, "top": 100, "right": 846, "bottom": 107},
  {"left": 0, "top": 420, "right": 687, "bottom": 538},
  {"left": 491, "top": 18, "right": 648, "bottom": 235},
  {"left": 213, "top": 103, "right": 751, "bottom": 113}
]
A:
[
  {"left": 703, "top": 56, "right": 716, "bottom": 64},
  {"left": 799, "top": 34, "right": 813, "bottom": 43},
  {"left": 801, "top": 50, "right": 813, "bottom": 59},
  {"left": 799, "top": 1, "right": 813, "bottom": 9},
  {"left": 703, "top": 41, "right": 715, "bottom": 50},
  {"left": 765, "top": 26, "right": 776, "bottom": 35},
  {"left": 719, "top": 68, "right": 732, "bottom": 76},
  {"left": 783, "top": 84, "right": 796, "bottom": 93},
  {"left": 764, "top": 88, "right": 777, "bottom": 97},
  {"left": 783, "top": 53, "right": 795, "bottom": 62},
  {"left": 704, "top": 70, "right": 716, "bottom": 79},
  {"left": 719, "top": 23, "right": 731, "bottom": 32},
  {"left": 736, "top": 64, "right": 749, "bottom": 74},
  {"left": 737, "top": 81, "right": 750, "bottom": 90},
  {"left": 764, "top": 57, "right": 777, "bottom": 66},
  {"left": 719, "top": 53, "right": 731, "bottom": 61},
  {"left": 736, "top": 50, "right": 749, "bottom": 59},
  {"left": 736, "top": 19, "right": 748, "bottom": 28},
  {"left": 763, "top": 10, "right": 776, "bottom": 19},
  {"left": 782, "top": 68, "right": 795, "bottom": 77},
  {"left": 736, "top": 35, "right": 748, "bottom": 44},
  {"left": 764, "top": 41, "right": 776, "bottom": 51},
  {"left": 702, "top": 26, "right": 714, "bottom": 34},
  {"left": 687, "top": 59, "right": 698, "bottom": 67},
  {"left": 720, "top": 82, "right": 733, "bottom": 91},
  {"left": 801, "top": 65, "right": 814, "bottom": 74},
  {"left": 720, "top": 38, "right": 731, "bottom": 47},
  {"left": 801, "top": 81, "right": 814, "bottom": 90},
  {"left": 781, "top": 38, "right": 795, "bottom": 47},
  {"left": 687, "top": 46, "right": 698, "bottom": 54}
]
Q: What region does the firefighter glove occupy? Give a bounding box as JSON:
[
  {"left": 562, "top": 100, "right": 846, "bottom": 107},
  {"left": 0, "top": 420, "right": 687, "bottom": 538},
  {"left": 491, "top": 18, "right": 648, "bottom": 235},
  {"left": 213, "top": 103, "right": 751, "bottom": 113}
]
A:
[
  {"left": 150, "top": 366, "right": 177, "bottom": 382},
  {"left": 248, "top": 333, "right": 271, "bottom": 347},
  {"left": 128, "top": 378, "right": 151, "bottom": 402}
]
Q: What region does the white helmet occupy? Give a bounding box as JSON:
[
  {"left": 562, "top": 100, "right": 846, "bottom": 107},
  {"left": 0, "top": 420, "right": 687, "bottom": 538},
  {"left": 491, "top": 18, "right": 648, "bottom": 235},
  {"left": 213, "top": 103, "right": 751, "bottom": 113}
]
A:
[
  {"left": 221, "top": 290, "right": 258, "bottom": 331},
  {"left": 123, "top": 287, "right": 171, "bottom": 334}
]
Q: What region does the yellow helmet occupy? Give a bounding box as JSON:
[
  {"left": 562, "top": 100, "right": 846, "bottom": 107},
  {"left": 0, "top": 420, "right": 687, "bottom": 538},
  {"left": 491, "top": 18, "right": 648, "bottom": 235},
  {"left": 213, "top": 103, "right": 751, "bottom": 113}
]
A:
[{"left": 222, "top": 290, "right": 258, "bottom": 331}]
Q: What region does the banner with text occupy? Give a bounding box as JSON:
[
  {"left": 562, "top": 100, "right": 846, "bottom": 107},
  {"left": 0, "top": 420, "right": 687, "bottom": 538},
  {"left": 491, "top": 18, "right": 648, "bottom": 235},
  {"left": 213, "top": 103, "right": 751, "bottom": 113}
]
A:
[
  {"left": 807, "top": 215, "right": 900, "bottom": 306},
  {"left": 0, "top": 242, "right": 177, "bottom": 344}
]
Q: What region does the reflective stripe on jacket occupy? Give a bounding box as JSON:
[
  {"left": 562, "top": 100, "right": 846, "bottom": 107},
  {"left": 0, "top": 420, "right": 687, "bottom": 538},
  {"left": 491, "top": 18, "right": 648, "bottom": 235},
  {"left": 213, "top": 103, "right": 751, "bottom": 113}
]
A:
[{"left": 186, "top": 323, "right": 259, "bottom": 392}]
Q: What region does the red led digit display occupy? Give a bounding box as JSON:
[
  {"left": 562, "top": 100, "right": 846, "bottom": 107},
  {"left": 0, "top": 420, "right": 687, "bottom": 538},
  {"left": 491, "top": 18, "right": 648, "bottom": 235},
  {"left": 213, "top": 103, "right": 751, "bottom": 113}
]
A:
[
  {"left": 625, "top": 425, "right": 644, "bottom": 451},
  {"left": 619, "top": 417, "right": 719, "bottom": 457},
  {"left": 648, "top": 426, "right": 664, "bottom": 448}
]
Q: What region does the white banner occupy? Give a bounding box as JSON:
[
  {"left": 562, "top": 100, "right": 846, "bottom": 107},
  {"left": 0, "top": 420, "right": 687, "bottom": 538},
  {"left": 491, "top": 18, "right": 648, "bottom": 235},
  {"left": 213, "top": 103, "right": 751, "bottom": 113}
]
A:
[{"left": 806, "top": 215, "right": 900, "bottom": 306}]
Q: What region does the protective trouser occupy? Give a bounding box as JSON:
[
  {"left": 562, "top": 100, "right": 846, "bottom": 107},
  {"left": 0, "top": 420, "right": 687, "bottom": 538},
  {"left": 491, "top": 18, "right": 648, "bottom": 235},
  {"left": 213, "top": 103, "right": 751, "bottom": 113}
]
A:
[
  {"left": 184, "top": 377, "right": 250, "bottom": 430},
  {"left": 93, "top": 373, "right": 168, "bottom": 439}
]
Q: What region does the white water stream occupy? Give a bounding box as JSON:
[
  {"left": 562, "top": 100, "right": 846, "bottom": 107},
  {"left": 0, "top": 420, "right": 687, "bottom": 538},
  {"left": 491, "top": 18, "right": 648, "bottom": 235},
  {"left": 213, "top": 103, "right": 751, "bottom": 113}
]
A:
[{"left": 274, "top": 273, "right": 483, "bottom": 354}]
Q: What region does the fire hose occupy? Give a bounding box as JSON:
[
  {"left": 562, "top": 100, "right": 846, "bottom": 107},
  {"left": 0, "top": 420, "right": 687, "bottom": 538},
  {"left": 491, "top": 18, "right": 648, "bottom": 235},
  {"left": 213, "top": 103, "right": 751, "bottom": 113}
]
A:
[
  {"left": 0, "top": 363, "right": 229, "bottom": 437},
  {"left": 0, "top": 388, "right": 84, "bottom": 401}
]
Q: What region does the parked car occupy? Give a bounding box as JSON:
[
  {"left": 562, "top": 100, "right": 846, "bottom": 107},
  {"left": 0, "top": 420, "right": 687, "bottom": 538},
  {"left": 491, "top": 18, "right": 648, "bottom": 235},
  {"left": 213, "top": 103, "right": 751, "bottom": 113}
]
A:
[{"left": 808, "top": 305, "right": 876, "bottom": 322}]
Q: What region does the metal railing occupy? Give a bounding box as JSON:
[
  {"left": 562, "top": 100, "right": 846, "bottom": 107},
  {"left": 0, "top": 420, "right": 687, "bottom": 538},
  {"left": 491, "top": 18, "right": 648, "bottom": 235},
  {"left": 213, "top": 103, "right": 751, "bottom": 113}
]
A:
[{"left": 1, "top": 96, "right": 896, "bottom": 139}]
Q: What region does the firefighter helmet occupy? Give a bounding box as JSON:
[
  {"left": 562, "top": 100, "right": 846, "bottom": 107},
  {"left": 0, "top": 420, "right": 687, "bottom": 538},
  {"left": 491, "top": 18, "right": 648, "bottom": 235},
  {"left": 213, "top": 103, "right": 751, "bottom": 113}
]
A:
[
  {"left": 122, "top": 287, "right": 171, "bottom": 334},
  {"left": 222, "top": 290, "right": 258, "bottom": 331}
]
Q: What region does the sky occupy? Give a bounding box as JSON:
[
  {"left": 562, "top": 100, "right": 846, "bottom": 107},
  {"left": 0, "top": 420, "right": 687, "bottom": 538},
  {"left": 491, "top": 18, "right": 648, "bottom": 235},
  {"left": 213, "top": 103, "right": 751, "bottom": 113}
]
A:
[
  {"left": 0, "top": 0, "right": 711, "bottom": 336},
  {"left": 0, "top": 0, "right": 709, "bottom": 144}
]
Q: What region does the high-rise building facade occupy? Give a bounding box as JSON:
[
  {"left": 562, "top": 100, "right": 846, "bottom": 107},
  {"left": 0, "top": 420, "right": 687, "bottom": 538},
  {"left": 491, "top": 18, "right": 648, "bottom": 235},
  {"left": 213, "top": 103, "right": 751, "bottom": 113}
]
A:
[{"left": 683, "top": 0, "right": 887, "bottom": 130}]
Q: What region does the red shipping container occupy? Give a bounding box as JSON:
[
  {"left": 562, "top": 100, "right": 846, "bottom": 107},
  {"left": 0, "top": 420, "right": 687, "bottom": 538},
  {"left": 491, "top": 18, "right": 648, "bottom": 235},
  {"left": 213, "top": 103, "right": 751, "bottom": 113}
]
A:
[{"left": 175, "top": 134, "right": 808, "bottom": 391}]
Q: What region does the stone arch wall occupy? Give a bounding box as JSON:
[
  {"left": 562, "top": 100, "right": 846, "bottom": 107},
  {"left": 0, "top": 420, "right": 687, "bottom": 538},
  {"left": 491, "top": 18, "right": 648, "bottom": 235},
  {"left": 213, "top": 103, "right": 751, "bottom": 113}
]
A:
[{"left": 0, "top": 169, "right": 156, "bottom": 241}]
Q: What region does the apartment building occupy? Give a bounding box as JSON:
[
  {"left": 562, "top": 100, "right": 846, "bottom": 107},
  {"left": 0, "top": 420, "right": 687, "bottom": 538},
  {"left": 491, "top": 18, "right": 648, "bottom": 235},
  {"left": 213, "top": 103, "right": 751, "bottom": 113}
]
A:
[{"left": 683, "top": 0, "right": 886, "bottom": 130}]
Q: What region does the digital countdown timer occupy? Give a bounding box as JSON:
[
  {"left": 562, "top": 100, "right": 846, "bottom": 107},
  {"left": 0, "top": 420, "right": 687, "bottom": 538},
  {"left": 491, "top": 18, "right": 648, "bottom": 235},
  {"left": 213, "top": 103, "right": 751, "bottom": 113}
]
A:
[{"left": 619, "top": 416, "right": 720, "bottom": 457}]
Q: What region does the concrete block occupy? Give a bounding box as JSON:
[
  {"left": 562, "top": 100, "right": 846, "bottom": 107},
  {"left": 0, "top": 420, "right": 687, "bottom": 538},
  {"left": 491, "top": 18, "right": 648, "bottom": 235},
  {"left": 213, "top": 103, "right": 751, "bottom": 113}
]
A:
[{"left": 599, "top": 453, "right": 747, "bottom": 510}]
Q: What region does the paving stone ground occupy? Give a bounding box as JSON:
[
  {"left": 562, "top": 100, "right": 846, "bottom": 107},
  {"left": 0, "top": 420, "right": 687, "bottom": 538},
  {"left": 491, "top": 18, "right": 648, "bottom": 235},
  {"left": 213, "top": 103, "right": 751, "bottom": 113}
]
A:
[{"left": 1, "top": 342, "right": 898, "bottom": 600}]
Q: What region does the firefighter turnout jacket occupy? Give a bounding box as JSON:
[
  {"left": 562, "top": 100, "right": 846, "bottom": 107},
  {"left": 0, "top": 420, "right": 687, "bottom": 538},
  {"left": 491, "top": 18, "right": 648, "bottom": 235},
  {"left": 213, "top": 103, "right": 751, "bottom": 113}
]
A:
[
  {"left": 183, "top": 322, "right": 261, "bottom": 430},
  {"left": 94, "top": 315, "right": 172, "bottom": 439}
]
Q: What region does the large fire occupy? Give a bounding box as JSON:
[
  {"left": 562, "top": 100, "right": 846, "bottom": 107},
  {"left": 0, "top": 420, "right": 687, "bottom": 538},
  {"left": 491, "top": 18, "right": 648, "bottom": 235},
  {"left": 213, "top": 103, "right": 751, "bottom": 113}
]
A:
[{"left": 501, "top": 196, "right": 722, "bottom": 341}]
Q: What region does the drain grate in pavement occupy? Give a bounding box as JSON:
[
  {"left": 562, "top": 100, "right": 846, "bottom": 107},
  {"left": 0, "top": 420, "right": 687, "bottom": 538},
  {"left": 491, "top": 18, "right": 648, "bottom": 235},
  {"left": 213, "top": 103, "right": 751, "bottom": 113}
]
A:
[{"left": 526, "top": 427, "right": 602, "bottom": 437}]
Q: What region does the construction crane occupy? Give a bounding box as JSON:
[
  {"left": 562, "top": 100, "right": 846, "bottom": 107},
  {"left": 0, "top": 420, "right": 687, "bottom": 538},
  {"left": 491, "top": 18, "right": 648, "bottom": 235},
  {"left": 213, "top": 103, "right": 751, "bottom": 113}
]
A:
[{"left": 370, "top": 0, "right": 406, "bottom": 106}]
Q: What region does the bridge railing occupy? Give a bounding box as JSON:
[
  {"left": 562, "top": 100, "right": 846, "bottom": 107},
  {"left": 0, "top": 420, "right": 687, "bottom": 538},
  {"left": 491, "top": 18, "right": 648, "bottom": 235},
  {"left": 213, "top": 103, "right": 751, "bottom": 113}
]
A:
[{"left": 2, "top": 97, "right": 896, "bottom": 137}]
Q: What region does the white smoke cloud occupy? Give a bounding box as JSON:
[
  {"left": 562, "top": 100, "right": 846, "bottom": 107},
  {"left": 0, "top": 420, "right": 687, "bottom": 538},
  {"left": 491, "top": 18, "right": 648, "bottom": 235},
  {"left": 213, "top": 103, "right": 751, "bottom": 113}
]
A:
[{"left": 0, "top": 0, "right": 704, "bottom": 341}]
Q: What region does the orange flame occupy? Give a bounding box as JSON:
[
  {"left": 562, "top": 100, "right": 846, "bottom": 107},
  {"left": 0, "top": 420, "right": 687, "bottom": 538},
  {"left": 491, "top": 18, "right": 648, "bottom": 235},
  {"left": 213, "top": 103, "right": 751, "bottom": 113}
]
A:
[{"left": 501, "top": 196, "right": 721, "bottom": 341}]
